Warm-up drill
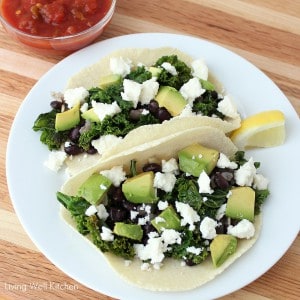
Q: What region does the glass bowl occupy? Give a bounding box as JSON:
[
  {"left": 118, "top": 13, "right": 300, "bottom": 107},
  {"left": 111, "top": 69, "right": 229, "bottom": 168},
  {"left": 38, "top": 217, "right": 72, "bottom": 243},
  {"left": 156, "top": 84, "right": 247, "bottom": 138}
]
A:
[{"left": 0, "top": 0, "right": 116, "bottom": 55}]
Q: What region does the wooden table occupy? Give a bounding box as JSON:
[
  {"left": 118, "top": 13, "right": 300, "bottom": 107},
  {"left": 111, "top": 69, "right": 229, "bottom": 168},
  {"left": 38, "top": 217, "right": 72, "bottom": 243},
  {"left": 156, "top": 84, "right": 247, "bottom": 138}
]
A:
[{"left": 1, "top": 1, "right": 299, "bottom": 299}]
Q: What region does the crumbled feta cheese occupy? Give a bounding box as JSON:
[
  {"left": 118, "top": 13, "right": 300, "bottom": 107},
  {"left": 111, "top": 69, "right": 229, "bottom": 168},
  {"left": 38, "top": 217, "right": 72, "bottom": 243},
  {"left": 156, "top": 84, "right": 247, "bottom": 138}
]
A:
[
  {"left": 161, "top": 229, "right": 182, "bottom": 245},
  {"left": 217, "top": 95, "right": 239, "bottom": 119},
  {"left": 175, "top": 201, "right": 200, "bottom": 231},
  {"left": 91, "top": 134, "right": 123, "bottom": 155},
  {"left": 80, "top": 102, "right": 89, "bottom": 113},
  {"left": 253, "top": 173, "right": 269, "bottom": 190},
  {"left": 100, "top": 226, "right": 114, "bottom": 241},
  {"left": 234, "top": 157, "right": 257, "bottom": 186},
  {"left": 92, "top": 100, "right": 121, "bottom": 121},
  {"left": 121, "top": 79, "right": 142, "bottom": 108},
  {"left": 140, "top": 262, "right": 151, "bottom": 271},
  {"left": 153, "top": 172, "right": 177, "bottom": 193},
  {"left": 141, "top": 109, "right": 149, "bottom": 115},
  {"left": 161, "top": 62, "right": 177, "bottom": 75},
  {"left": 186, "top": 246, "right": 202, "bottom": 255},
  {"left": 44, "top": 150, "right": 67, "bottom": 172},
  {"left": 134, "top": 237, "right": 165, "bottom": 264},
  {"left": 162, "top": 158, "right": 179, "bottom": 174},
  {"left": 217, "top": 153, "right": 238, "bottom": 169},
  {"left": 64, "top": 87, "right": 89, "bottom": 108},
  {"left": 138, "top": 215, "right": 150, "bottom": 226},
  {"left": 178, "top": 104, "right": 196, "bottom": 117},
  {"left": 100, "top": 184, "right": 107, "bottom": 190},
  {"left": 179, "top": 77, "right": 205, "bottom": 106},
  {"left": 154, "top": 216, "right": 165, "bottom": 224},
  {"left": 96, "top": 204, "right": 109, "bottom": 220},
  {"left": 191, "top": 59, "right": 208, "bottom": 80},
  {"left": 215, "top": 204, "right": 227, "bottom": 220},
  {"left": 85, "top": 205, "right": 97, "bottom": 216},
  {"left": 110, "top": 57, "right": 132, "bottom": 77},
  {"left": 130, "top": 210, "right": 139, "bottom": 220},
  {"left": 139, "top": 78, "right": 159, "bottom": 105},
  {"left": 100, "top": 166, "right": 127, "bottom": 187},
  {"left": 157, "top": 200, "right": 168, "bottom": 210},
  {"left": 200, "top": 217, "right": 217, "bottom": 239},
  {"left": 198, "top": 171, "right": 214, "bottom": 194},
  {"left": 227, "top": 219, "right": 255, "bottom": 239}
]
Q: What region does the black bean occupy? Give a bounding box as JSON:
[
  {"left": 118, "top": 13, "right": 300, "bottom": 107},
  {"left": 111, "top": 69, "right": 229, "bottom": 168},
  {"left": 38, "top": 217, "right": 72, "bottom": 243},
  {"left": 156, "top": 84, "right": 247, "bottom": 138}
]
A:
[
  {"left": 109, "top": 207, "right": 128, "bottom": 222},
  {"left": 50, "top": 100, "right": 63, "bottom": 110},
  {"left": 122, "top": 199, "right": 137, "bottom": 211},
  {"left": 109, "top": 186, "right": 126, "bottom": 204},
  {"left": 129, "top": 109, "right": 142, "bottom": 121},
  {"left": 157, "top": 107, "right": 172, "bottom": 122},
  {"left": 87, "top": 146, "right": 98, "bottom": 155},
  {"left": 185, "top": 259, "right": 197, "bottom": 266},
  {"left": 210, "top": 91, "right": 218, "bottom": 99},
  {"left": 68, "top": 126, "right": 81, "bottom": 142},
  {"left": 64, "top": 143, "right": 84, "bottom": 155},
  {"left": 148, "top": 99, "right": 159, "bottom": 114},
  {"left": 142, "top": 163, "right": 162, "bottom": 173}
]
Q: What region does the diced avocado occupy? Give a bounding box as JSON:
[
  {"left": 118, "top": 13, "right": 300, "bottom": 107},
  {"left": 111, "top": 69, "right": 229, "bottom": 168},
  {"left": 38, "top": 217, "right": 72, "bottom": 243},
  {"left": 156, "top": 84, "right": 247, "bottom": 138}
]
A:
[
  {"left": 99, "top": 74, "right": 122, "bottom": 89},
  {"left": 155, "top": 86, "right": 187, "bottom": 116},
  {"left": 210, "top": 234, "right": 238, "bottom": 267},
  {"left": 178, "top": 144, "right": 219, "bottom": 177},
  {"left": 151, "top": 206, "right": 181, "bottom": 232},
  {"left": 113, "top": 222, "right": 143, "bottom": 241},
  {"left": 55, "top": 103, "right": 80, "bottom": 131},
  {"left": 77, "top": 173, "right": 112, "bottom": 205},
  {"left": 149, "top": 66, "right": 162, "bottom": 77},
  {"left": 226, "top": 187, "right": 255, "bottom": 221},
  {"left": 81, "top": 108, "right": 100, "bottom": 123},
  {"left": 122, "top": 171, "right": 158, "bottom": 204},
  {"left": 200, "top": 79, "right": 215, "bottom": 91}
]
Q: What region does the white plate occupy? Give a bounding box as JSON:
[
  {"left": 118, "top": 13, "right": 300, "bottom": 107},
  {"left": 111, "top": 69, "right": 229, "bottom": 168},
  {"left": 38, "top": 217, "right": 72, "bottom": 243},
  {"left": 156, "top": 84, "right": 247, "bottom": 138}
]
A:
[{"left": 6, "top": 33, "right": 300, "bottom": 300}]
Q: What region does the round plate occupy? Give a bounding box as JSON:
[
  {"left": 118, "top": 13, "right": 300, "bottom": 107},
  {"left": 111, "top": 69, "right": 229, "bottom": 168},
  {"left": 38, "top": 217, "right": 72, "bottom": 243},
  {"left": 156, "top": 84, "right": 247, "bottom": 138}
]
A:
[{"left": 6, "top": 33, "right": 300, "bottom": 299}]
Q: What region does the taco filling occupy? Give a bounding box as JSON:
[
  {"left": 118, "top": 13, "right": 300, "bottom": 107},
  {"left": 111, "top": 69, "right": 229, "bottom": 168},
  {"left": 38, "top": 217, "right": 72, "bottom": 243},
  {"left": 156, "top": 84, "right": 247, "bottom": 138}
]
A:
[
  {"left": 33, "top": 48, "right": 241, "bottom": 174},
  {"left": 57, "top": 131, "right": 269, "bottom": 291}
]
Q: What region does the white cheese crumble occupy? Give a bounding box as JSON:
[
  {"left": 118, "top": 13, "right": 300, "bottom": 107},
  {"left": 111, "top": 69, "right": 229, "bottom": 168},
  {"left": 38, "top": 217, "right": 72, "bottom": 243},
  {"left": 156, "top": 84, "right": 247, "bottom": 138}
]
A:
[
  {"left": 100, "top": 226, "right": 114, "bottom": 241},
  {"left": 198, "top": 171, "right": 214, "bottom": 194},
  {"left": 85, "top": 205, "right": 98, "bottom": 216},
  {"left": 253, "top": 173, "right": 269, "bottom": 190},
  {"left": 139, "top": 78, "right": 159, "bottom": 105},
  {"left": 80, "top": 102, "right": 89, "bottom": 113},
  {"left": 217, "top": 95, "right": 239, "bottom": 119},
  {"left": 215, "top": 203, "right": 227, "bottom": 220},
  {"left": 217, "top": 153, "right": 238, "bottom": 169},
  {"left": 100, "top": 166, "right": 127, "bottom": 187},
  {"left": 200, "top": 217, "right": 217, "bottom": 239},
  {"left": 121, "top": 79, "right": 142, "bottom": 108},
  {"left": 191, "top": 59, "right": 208, "bottom": 80},
  {"left": 96, "top": 204, "right": 109, "bottom": 220},
  {"left": 154, "top": 216, "right": 165, "bottom": 224},
  {"left": 227, "top": 219, "right": 255, "bottom": 239},
  {"left": 175, "top": 201, "right": 200, "bottom": 231},
  {"left": 110, "top": 57, "right": 132, "bottom": 77},
  {"left": 162, "top": 158, "right": 179, "bottom": 174},
  {"left": 64, "top": 87, "right": 89, "bottom": 108},
  {"left": 161, "top": 229, "right": 182, "bottom": 245},
  {"left": 91, "top": 134, "right": 123, "bottom": 155},
  {"left": 179, "top": 77, "right": 205, "bottom": 106},
  {"left": 140, "top": 262, "right": 151, "bottom": 271},
  {"left": 161, "top": 62, "right": 177, "bottom": 75},
  {"left": 130, "top": 210, "right": 139, "bottom": 220},
  {"left": 153, "top": 172, "right": 177, "bottom": 193},
  {"left": 157, "top": 200, "right": 168, "bottom": 210},
  {"left": 178, "top": 104, "right": 196, "bottom": 117},
  {"left": 186, "top": 246, "right": 202, "bottom": 255},
  {"left": 234, "top": 157, "right": 257, "bottom": 186},
  {"left": 44, "top": 150, "right": 67, "bottom": 172},
  {"left": 92, "top": 100, "right": 121, "bottom": 121}
]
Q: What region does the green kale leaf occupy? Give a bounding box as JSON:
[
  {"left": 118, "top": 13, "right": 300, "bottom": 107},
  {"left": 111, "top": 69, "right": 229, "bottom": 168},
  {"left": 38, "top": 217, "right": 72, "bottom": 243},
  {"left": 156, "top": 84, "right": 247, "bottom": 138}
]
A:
[
  {"left": 254, "top": 189, "right": 270, "bottom": 214},
  {"left": 126, "top": 66, "right": 152, "bottom": 83}
]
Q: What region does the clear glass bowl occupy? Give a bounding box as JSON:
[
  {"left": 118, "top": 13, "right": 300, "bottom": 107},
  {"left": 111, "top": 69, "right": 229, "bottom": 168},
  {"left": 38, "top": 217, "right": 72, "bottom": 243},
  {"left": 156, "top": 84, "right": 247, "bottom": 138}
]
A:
[{"left": 0, "top": 0, "right": 116, "bottom": 54}]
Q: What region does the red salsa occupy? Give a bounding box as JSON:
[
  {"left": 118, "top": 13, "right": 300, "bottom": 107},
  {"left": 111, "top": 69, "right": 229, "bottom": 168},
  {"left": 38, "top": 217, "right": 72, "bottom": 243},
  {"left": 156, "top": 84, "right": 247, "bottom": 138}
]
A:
[{"left": 1, "top": 0, "right": 112, "bottom": 37}]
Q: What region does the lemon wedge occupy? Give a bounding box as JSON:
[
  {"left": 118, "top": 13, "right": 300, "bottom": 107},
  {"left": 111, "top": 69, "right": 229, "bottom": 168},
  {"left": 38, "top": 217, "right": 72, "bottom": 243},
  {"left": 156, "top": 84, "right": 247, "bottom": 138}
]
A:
[{"left": 230, "top": 110, "right": 285, "bottom": 149}]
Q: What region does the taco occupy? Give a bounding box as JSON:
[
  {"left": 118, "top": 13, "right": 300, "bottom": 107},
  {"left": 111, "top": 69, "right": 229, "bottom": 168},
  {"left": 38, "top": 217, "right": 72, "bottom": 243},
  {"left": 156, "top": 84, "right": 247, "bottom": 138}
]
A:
[
  {"left": 33, "top": 47, "right": 241, "bottom": 175},
  {"left": 57, "top": 127, "right": 269, "bottom": 291}
]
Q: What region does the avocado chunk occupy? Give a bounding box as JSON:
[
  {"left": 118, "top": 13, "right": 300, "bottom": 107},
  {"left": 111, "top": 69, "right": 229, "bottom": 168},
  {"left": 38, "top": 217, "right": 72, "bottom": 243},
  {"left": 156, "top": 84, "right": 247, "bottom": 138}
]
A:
[
  {"left": 77, "top": 173, "right": 112, "bottom": 205},
  {"left": 99, "top": 74, "right": 122, "bottom": 89},
  {"left": 113, "top": 222, "right": 143, "bottom": 241},
  {"left": 55, "top": 103, "right": 80, "bottom": 131},
  {"left": 149, "top": 66, "right": 162, "bottom": 77},
  {"left": 178, "top": 144, "right": 219, "bottom": 177},
  {"left": 122, "top": 171, "right": 158, "bottom": 204},
  {"left": 82, "top": 108, "right": 100, "bottom": 123},
  {"left": 151, "top": 206, "right": 181, "bottom": 232},
  {"left": 210, "top": 234, "right": 238, "bottom": 267},
  {"left": 226, "top": 187, "right": 255, "bottom": 221},
  {"left": 155, "top": 86, "right": 187, "bottom": 116}
]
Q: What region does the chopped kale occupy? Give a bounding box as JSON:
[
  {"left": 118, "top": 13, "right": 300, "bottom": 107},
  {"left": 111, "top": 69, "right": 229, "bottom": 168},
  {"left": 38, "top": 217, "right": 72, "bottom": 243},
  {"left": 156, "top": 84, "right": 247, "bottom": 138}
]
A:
[
  {"left": 126, "top": 66, "right": 152, "bottom": 83},
  {"left": 254, "top": 189, "right": 270, "bottom": 215}
]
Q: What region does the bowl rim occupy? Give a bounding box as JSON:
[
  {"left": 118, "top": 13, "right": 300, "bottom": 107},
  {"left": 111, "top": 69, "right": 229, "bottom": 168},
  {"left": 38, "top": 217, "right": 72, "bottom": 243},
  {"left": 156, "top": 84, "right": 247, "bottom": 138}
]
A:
[{"left": 0, "top": 0, "right": 116, "bottom": 41}]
